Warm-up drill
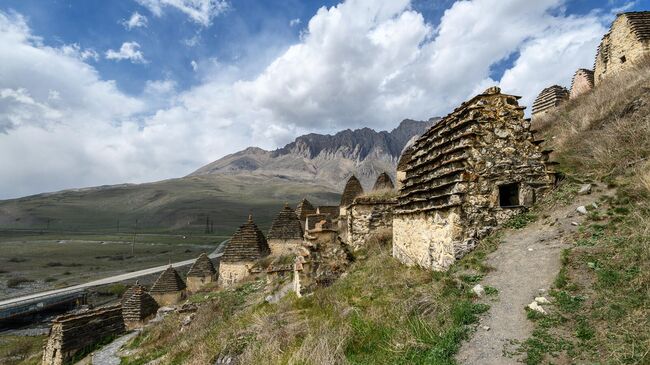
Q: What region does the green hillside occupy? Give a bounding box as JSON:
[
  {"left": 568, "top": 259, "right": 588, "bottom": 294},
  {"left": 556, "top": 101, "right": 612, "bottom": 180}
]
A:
[{"left": 0, "top": 174, "right": 339, "bottom": 236}]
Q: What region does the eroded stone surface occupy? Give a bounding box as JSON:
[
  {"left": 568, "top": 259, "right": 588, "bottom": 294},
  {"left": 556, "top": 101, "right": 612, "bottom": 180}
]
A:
[{"left": 393, "top": 87, "right": 556, "bottom": 271}]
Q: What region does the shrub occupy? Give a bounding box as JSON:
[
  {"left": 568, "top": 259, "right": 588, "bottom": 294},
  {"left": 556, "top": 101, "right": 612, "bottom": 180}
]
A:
[{"left": 6, "top": 277, "right": 34, "bottom": 288}]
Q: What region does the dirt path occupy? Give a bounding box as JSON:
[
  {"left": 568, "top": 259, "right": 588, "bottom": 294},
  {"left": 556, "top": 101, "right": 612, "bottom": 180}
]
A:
[{"left": 456, "top": 190, "right": 605, "bottom": 364}]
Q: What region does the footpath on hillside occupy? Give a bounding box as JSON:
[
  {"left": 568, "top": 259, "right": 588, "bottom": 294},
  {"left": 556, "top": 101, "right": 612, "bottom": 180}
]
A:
[{"left": 456, "top": 187, "right": 607, "bottom": 364}]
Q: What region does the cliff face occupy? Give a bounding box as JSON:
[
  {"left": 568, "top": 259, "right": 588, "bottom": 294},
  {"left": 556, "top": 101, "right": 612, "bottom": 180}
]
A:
[{"left": 190, "top": 118, "right": 438, "bottom": 190}]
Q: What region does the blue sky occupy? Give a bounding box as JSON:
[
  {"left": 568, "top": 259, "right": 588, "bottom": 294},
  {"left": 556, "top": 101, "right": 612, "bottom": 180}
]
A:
[{"left": 0, "top": 0, "right": 645, "bottom": 198}]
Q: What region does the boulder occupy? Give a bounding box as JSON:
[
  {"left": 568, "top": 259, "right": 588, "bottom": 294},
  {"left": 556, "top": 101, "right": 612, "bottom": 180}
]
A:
[{"left": 576, "top": 206, "right": 588, "bottom": 215}]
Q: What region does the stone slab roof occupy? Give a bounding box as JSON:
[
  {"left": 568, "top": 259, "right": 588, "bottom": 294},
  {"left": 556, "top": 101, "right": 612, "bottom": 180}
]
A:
[
  {"left": 268, "top": 204, "right": 304, "bottom": 240},
  {"left": 372, "top": 172, "right": 395, "bottom": 191},
  {"left": 122, "top": 283, "right": 158, "bottom": 322},
  {"left": 150, "top": 266, "right": 186, "bottom": 293},
  {"left": 296, "top": 198, "right": 316, "bottom": 221},
  {"left": 532, "top": 85, "right": 569, "bottom": 115},
  {"left": 221, "top": 215, "right": 271, "bottom": 263},
  {"left": 187, "top": 253, "right": 217, "bottom": 277},
  {"left": 623, "top": 11, "right": 650, "bottom": 42},
  {"left": 340, "top": 175, "right": 364, "bottom": 207},
  {"left": 316, "top": 205, "right": 340, "bottom": 218}
]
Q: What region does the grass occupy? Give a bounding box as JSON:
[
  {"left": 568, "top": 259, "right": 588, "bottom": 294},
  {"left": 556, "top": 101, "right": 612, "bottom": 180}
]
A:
[
  {"left": 521, "top": 60, "right": 650, "bottom": 365},
  {"left": 6, "top": 277, "right": 34, "bottom": 288},
  {"left": 0, "top": 335, "right": 45, "bottom": 365},
  {"left": 123, "top": 234, "right": 493, "bottom": 364}
]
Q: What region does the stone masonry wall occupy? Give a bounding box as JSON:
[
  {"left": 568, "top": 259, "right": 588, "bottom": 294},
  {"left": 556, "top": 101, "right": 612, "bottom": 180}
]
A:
[
  {"left": 595, "top": 14, "right": 650, "bottom": 85},
  {"left": 268, "top": 238, "right": 304, "bottom": 256},
  {"left": 392, "top": 209, "right": 463, "bottom": 271},
  {"left": 42, "top": 304, "right": 124, "bottom": 365},
  {"left": 218, "top": 262, "right": 252, "bottom": 287},
  {"left": 347, "top": 199, "right": 396, "bottom": 250}
]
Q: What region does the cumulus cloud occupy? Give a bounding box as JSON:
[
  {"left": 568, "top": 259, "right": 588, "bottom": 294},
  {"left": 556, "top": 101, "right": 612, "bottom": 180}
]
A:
[
  {"left": 105, "top": 41, "right": 147, "bottom": 63},
  {"left": 122, "top": 11, "right": 148, "bottom": 29},
  {"left": 136, "top": 0, "right": 229, "bottom": 26},
  {"left": 0, "top": 1, "right": 616, "bottom": 198},
  {"left": 289, "top": 18, "right": 301, "bottom": 27},
  {"left": 60, "top": 43, "right": 100, "bottom": 61}
]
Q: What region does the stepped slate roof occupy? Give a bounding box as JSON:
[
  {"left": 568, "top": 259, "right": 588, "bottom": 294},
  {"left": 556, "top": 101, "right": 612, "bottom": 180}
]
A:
[
  {"left": 372, "top": 172, "right": 395, "bottom": 191},
  {"left": 532, "top": 85, "right": 569, "bottom": 116},
  {"left": 623, "top": 11, "right": 650, "bottom": 42},
  {"left": 222, "top": 215, "right": 270, "bottom": 263},
  {"left": 268, "top": 204, "right": 304, "bottom": 240},
  {"left": 187, "top": 253, "right": 217, "bottom": 278},
  {"left": 122, "top": 283, "right": 158, "bottom": 322},
  {"left": 397, "top": 146, "right": 414, "bottom": 171},
  {"left": 296, "top": 199, "right": 316, "bottom": 221},
  {"left": 150, "top": 266, "right": 186, "bottom": 293},
  {"left": 340, "top": 175, "right": 364, "bottom": 207}
]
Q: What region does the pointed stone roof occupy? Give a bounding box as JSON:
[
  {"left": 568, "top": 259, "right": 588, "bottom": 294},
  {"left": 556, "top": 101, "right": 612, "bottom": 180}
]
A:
[
  {"left": 187, "top": 253, "right": 216, "bottom": 278},
  {"left": 397, "top": 146, "right": 414, "bottom": 171},
  {"left": 372, "top": 172, "right": 395, "bottom": 191},
  {"left": 340, "top": 175, "right": 364, "bottom": 207},
  {"left": 222, "top": 215, "right": 270, "bottom": 263},
  {"left": 122, "top": 282, "right": 158, "bottom": 322},
  {"left": 150, "top": 266, "right": 186, "bottom": 293},
  {"left": 622, "top": 11, "right": 650, "bottom": 42},
  {"left": 295, "top": 198, "right": 316, "bottom": 221},
  {"left": 268, "top": 204, "right": 304, "bottom": 240},
  {"left": 532, "top": 85, "right": 569, "bottom": 116}
]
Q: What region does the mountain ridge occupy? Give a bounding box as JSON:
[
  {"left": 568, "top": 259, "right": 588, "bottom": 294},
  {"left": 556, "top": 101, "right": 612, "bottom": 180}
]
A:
[{"left": 190, "top": 118, "right": 438, "bottom": 190}]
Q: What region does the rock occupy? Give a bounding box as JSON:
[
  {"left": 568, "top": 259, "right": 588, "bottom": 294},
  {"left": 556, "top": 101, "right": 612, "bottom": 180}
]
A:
[
  {"left": 592, "top": 202, "right": 599, "bottom": 209},
  {"left": 571, "top": 222, "right": 579, "bottom": 226},
  {"left": 528, "top": 301, "right": 547, "bottom": 314},
  {"left": 535, "top": 296, "right": 550, "bottom": 304},
  {"left": 181, "top": 314, "right": 193, "bottom": 327},
  {"left": 482, "top": 325, "right": 490, "bottom": 331},
  {"left": 578, "top": 184, "right": 592, "bottom": 195},
  {"left": 528, "top": 248, "right": 533, "bottom": 251},
  {"left": 576, "top": 206, "right": 588, "bottom": 215},
  {"left": 472, "top": 284, "right": 485, "bottom": 297}
]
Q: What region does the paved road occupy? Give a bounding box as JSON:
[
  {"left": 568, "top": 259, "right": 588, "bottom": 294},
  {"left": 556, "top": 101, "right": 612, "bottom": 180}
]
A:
[{"left": 0, "top": 240, "right": 227, "bottom": 308}]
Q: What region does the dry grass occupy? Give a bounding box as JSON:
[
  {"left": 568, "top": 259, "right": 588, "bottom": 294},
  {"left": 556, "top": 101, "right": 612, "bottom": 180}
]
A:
[
  {"left": 522, "top": 61, "right": 650, "bottom": 365},
  {"left": 125, "top": 234, "right": 489, "bottom": 364},
  {"left": 534, "top": 58, "right": 650, "bottom": 184}
]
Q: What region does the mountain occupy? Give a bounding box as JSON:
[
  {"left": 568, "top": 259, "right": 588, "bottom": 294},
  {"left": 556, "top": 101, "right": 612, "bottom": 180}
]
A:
[
  {"left": 0, "top": 119, "right": 435, "bottom": 233},
  {"left": 190, "top": 118, "right": 437, "bottom": 190}
]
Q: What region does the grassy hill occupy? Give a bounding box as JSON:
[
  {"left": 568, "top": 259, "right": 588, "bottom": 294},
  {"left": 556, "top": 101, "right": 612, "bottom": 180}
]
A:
[
  {"left": 111, "top": 62, "right": 650, "bottom": 365},
  {"left": 0, "top": 174, "right": 340, "bottom": 236}
]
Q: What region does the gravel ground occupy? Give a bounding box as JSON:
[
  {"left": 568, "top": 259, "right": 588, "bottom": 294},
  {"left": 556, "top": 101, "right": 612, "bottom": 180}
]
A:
[{"left": 456, "top": 190, "right": 605, "bottom": 364}]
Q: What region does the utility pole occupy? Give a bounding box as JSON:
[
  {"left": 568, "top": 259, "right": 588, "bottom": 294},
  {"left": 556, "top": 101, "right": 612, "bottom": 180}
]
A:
[{"left": 131, "top": 219, "right": 138, "bottom": 256}]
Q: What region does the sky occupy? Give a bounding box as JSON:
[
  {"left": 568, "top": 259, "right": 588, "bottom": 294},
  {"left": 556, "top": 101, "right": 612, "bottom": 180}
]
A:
[{"left": 0, "top": 0, "right": 645, "bottom": 199}]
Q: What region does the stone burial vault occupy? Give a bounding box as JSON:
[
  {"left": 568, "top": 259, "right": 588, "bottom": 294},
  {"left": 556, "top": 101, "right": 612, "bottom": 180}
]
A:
[{"left": 393, "top": 86, "right": 557, "bottom": 271}]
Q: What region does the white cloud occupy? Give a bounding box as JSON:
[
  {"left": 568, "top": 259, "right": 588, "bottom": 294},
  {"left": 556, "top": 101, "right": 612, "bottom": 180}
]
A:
[
  {"left": 183, "top": 33, "right": 200, "bottom": 46},
  {"left": 289, "top": 18, "right": 301, "bottom": 27},
  {"left": 59, "top": 43, "right": 99, "bottom": 61},
  {"left": 191, "top": 60, "right": 198, "bottom": 71},
  {"left": 136, "top": 0, "right": 229, "bottom": 27},
  {"left": 122, "top": 11, "right": 148, "bottom": 29},
  {"left": 105, "top": 41, "right": 147, "bottom": 63},
  {"left": 0, "top": 1, "right": 615, "bottom": 198}
]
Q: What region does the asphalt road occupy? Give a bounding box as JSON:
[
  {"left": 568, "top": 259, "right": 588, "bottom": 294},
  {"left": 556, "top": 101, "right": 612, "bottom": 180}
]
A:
[{"left": 0, "top": 240, "right": 227, "bottom": 308}]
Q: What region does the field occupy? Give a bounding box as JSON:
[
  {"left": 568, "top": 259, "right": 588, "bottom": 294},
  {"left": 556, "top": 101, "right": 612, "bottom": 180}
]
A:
[{"left": 0, "top": 233, "right": 225, "bottom": 299}]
